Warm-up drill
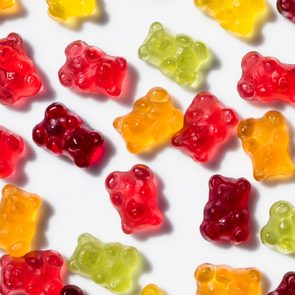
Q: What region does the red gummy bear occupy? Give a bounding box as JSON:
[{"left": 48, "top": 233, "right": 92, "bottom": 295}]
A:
[
  {"left": 277, "top": 0, "right": 295, "bottom": 23},
  {"left": 0, "top": 32, "right": 42, "bottom": 105},
  {"left": 32, "top": 102, "right": 104, "bottom": 168},
  {"left": 268, "top": 272, "right": 295, "bottom": 295},
  {"left": 238, "top": 51, "right": 295, "bottom": 104},
  {"left": 0, "top": 250, "right": 63, "bottom": 295},
  {"left": 200, "top": 175, "right": 251, "bottom": 244},
  {"left": 58, "top": 40, "right": 128, "bottom": 97},
  {"left": 172, "top": 92, "right": 238, "bottom": 163},
  {"left": 0, "top": 126, "right": 24, "bottom": 178},
  {"left": 60, "top": 285, "right": 83, "bottom": 295},
  {"left": 105, "top": 164, "right": 163, "bottom": 234}
]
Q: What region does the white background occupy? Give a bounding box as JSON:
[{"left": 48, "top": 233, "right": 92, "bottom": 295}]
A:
[{"left": 1, "top": 0, "right": 295, "bottom": 294}]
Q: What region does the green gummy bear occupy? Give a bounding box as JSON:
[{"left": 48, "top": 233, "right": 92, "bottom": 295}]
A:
[
  {"left": 68, "top": 233, "right": 142, "bottom": 294},
  {"left": 261, "top": 201, "right": 295, "bottom": 255},
  {"left": 138, "top": 22, "right": 210, "bottom": 87}
]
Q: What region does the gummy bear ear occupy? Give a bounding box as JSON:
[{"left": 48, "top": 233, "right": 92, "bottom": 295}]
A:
[
  {"left": 221, "top": 109, "right": 238, "bottom": 127},
  {"left": 237, "top": 178, "right": 251, "bottom": 193},
  {"left": 105, "top": 172, "right": 119, "bottom": 190},
  {"left": 78, "top": 233, "right": 93, "bottom": 245},
  {"left": 132, "top": 164, "right": 151, "bottom": 180},
  {"left": 242, "top": 51, "right": 262, "bottom": 70},
  {"left": 65, "top": 41, "right": 87, "bottom": 58},
  {"left": 265, "top": 110, "right": 283, "bottom": 126},
  {"left": 147, "top": 87, "right": 170, "bottom": 103},
  {"left": 2, "top": 184, "right": 17, "bottom": 198},
  {"left": 195, "top": 264, "right": 215, "bottom": 283},
  {"left": 193, "top": 41, "right": 209, "bottom": 61},
  {"left": 7, "top": 33, "right": 23, "bottom": 47},
  {"left": 150, "top": 22, "right": 163, "bottom": 32},
  {"left": 209, "top": 175, "right": 223, "bottom": 189},
  {"left": 237, "top": 119, "right": 255, "bottom": 139},
  {"left": 270, "top": 201, "right": 292, "bottom": 217}
]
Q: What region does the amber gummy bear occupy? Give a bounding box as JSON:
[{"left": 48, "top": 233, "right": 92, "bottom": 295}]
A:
[{"left": 0, "top": 0, "right": 15, "bottom": 10}]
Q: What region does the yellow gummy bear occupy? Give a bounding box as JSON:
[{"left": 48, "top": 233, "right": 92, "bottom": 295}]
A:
[
  {"left": 0, "top": 0, "right": 15, "bottom": 10},
  {"left": 194, "top": 0, "right": 267, "bottom": 37},
  {"left": 0, "top": 184, "right": 42, "bottom": 257},
  {"left": 238, "top": 111, "right": 294, "bottom": 181},
  {"left": 114, "top": 87, "right": 184, "bottom": 154},
  {"left": 195, "top": 264, "right": 262, "bottom": 295},
  {"left": 46, "top": 0, "right": 97, "bottom": 22},
  {"left": 140, "top": 284, "right": 166, "bottom": 295}
]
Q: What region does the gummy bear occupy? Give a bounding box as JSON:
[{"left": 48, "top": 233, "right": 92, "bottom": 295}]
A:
[
  {"left": 277, "top": 0, "right": 295, "bottom": 24},
  {"left": 0, "top": 184, "right": 42, "bottom": 257},
  {"left": 200, "top": 175, "right": 251, "bottom": 244},
  {"left": 105, "top": 164, "right": 163, "bottom": 234},
  {"left": 32, "top": 102, "right": 104, "bottom": 168},
  {"left": 68, "top": 233, "right": 142, "bottom": 294},
  {"left": 0, "top": 0, "right": 14, "bottom": 10},
  {"left": 138, "top": 22, "right": 209, "bottom": 87},
  {"left": 0, "top": 33, "right": 42, "bottom": 105},
  {"left": 140, "top": 284, "right": 165, "bottom": 295},
  {"left": 46, "top": 0, "right": 97, "bottom": 22},
  {"left": 60, "top": 285, "right": 84, "bottom": 295},
  {"left": 194, "top": 0, "right": 267, "bottom": 37},
  {"left": 0, "top": 126, "right": 24, "bottom": 179},
  {"left": 261, "top": 201, "right": 295, "bottom": 255},
  {"left": 0, "top": 250, "right": 63, "bottom": 295},
  {"left": 114, "top": 87, "right": 183, "bottom": 154},
  {"left": 58, "top": 41, "right": 127, "bottom": 97},
  {"left": 237, "top": 111, "right": 294, "bottom": 181},
  {"left": 238, "top": 51, "right": 295, "bottom": 104},
  {"left": 172, "top": 92, "right": 238, "bottom": 163},
  {"left": 268, "top": 272, "right": 295, "bottom": 295},
  {"left": 195, "top": 264, "right": 262, "bottom": 295}
]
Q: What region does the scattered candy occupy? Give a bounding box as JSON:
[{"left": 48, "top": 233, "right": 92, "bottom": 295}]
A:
[
  {"left": 60, "top": 285, "right": 84, "bottom": 295},
  {"left": 105, "top": 164, "right": 163, "bottom": 234},
  {"left": 114, "top": 87, "right": 183, "bottom": 154},
  {"left": 268, "top": 272, "right": 295, "bottom": 295},
  {"left": 140, "top": 284, "right": 165, "bottom": 295},
  {"left": 0, "top": 250, "right": 63, "bottom": 295},
  {"left": 238, "top": 111, "right": 294, "bottom": 181},
  {"left": 172, "top": 92, "right": 238, "bottom": 163},
  {"left": 0, "top": 126, "right": 24, "bottom": 179},
  {"left": 238, "top": 51, "right": 295, "bottom": 104},
  {"left": 139, "top": 22, "right": 209, "bottom": 87},
  {"left": 0, "top": 0, "right": 14, "bottom": 10},
  {"left": 59, "top": 40, "right": 128, "bottom": 97},
  {"left": 32, "top": 102, "right": 104, "bottom": 168},
  {"left": 200, "top": 175, "right": 251, "bottom": 244},
  {"left": 194, "top": 0, "right": 267, "bottom": 37},
  {"left": 0, "top": 184, "right": 42, "bottom": 257},
  {"left": 261, "top": 201, "right": 295, "bottom": 255},
  {"left": 277, "top": 0, "right": 295, "bottom": 24},
  {"left": 68, "top": 233, "right": 142, "bottom": 294},
  {"left": 195, "top": 263, "right": 262, "bottom": 295},
  {"left": 0, "top": 33, "right": 42, "bottom": 105}
]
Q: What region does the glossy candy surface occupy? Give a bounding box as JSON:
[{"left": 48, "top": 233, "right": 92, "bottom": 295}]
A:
[
  {"left": 59, "top": 41, "right": 127, "bottom": 97},
  {"left": 268, "top": 272, "right": 295, "bottom": 295},
  {"left": 60, "top": 285, "right": 84, "bottom": 295},
  {"left": 194, "top": 0, "right": 266, "bottom": 37},
  {"left": 238, "top": 111, "right": 294, "bottom": 181},
  {"left": 172, "top": 92, "right": 238, "bottom": 163},
  {"left": 0, "top": 33, "right": 42, "bottom": 105},
  {"left": 261, "top": 201, "right": 295, "bottom": 255},
  {"left": 68, "top": 233, "right": 142, "bottom": 294},
  {"left": 277, "top": 0, "right": 295, "bottom": 23},
  {"left": 0, "top": 126, "right": 24, "bottom": 178},
  {"left": 0, "top": 250, "right": 63, "bottom": 295},
  {"left": 0, "top": 184, "right": 42, "bottom": 257},
  {"left": 46, "top": 0, "right": 97, "bottom": 22},
  {"left": 114, "top": 87, "right": 183, "bottom": 154},
  {"left": 195, "top": 264, "right": 262, "bottom": 295},
  {"left": 238, "top": 52, "right": 295, "bottom": 104},
  {"left": 105, "top": 164, "right": 163, "bottom": 234},
  {"left": 32, "top": 102, "right": 104, "bottom": 168},
  {"left": 0, "top": 0, "right": 14, "bottom": 10},
  {"left": 200, "top": 175, "right": 251, "bottom": 244},
  {"left": 140, "top": 284, "right": 165, "bottom": 295},
  {"left": 139, "top": 22, "right": 209, "bottom": 87}
]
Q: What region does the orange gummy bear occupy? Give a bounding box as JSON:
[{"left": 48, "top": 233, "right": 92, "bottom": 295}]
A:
[
  {"left": 238, "top": 110, "right": 294, "bottom": 181},
  {"left": 140, "top": 284, "right": 166, "bottom": 295},
  {"left": 195, "top": 264, "right": 262, "bottom": 295},
  {"left": 0, "top": 184, "right": 42, "bottom": 257},
  {"left": 114, "top": 87, "right": 183, "bottom": 154}
]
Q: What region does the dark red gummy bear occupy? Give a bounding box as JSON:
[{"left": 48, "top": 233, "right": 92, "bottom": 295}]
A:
[
  {"left": 105, "top": 164, "right": 163, "bottom": 234},
  {"left": 60, "top": 285, "right": 83, "bottom": 295},
  {"left": 32, "top": 102, "right": 104, "bottom": 168},
  {"left": 0, "top": 126, "right": 24, "bottom": 178},
  {"left": 277, "top": 0, "right": 295, "bottom": 23},
  {"left": 268, "top": 272, "right": 295, "bottom": 295},
  {"left": 0, "top": 250, "right": 63, "bottom": 295},
  {"left": 0, "top": 32, "right": 42, "bottom": 105},
  {"left": 200, "top": 175, "right": 251, "bottom": 245},
  {"left": 171, "top": 92, "right": 238, "bottom": 163},
  {"left": 58, "top": 40, "right": 128, "bottom": 97},
  {"left": 238, "top": 51, "right": 295, "bottom": 104}
]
